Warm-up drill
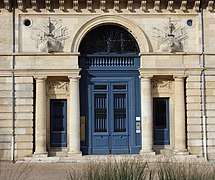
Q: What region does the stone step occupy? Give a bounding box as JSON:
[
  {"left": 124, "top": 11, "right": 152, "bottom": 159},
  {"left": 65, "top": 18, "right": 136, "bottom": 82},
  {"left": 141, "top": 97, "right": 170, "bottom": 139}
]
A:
[
  {"left": 17, "top": 154, "right": 206, "bottom": 163},
  {"left": 49, "top": 148, "right": 68, "bottom": 157}
]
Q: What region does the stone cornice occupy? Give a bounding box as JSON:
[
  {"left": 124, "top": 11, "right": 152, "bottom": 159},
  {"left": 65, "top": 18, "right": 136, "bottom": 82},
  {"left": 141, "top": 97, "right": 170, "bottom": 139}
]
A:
[{"left": 0, "top": 0, "right": 213, "bottom": 12}]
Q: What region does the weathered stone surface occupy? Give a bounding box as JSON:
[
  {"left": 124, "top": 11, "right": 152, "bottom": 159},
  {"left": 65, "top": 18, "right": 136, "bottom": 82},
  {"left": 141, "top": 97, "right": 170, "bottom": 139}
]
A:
[
  {"left": 15, "top": 120, "right": 33, "bottom": 127},
  {"left": 187, "top": 124, "right": 202, "bottom": 132},
  {"left": 0, "top": 0, "right": 215, "bottom": 160},
  {"left": 186, "top": 103, "right": 201, "bottom": 110},
  {"left": 187, "top": 110, "right": 202, "bottom": 118},
  {"left": 187, "top": 132, "right": 202, "bottom": 139},
  {"left": 15, "top": 135, "right": 33, "bottom": 142},
  {"left": 15, "top": 99, "right": 34, "bottom": 105},
  {"left": 15, "top": 77, "right": 33, "bottom": 83},
  {"left": 15, "top": 143, "right": 33, "bottom": 150},
  {"left": 15, "top": 91, "right": 33, "bottom": 98},
  {"left": 15, "top": 128, "right": 33, "bottom": 135},
  {"left": 15, "top": 106, "right": 33, "bottom": 113}
]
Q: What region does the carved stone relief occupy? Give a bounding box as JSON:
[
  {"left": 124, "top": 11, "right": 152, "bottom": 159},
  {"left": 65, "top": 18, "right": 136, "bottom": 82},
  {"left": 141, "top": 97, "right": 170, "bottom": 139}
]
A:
[
  {"left": 47, "top": 81, "right": 69, "bottom": 95},
  {"left": 152, "top": 18, "right": 188, "bottom": 53},
  {"left": 31, "top": 17, "right": 69, "bottom": 53},
  {"left": 152, "top": 79, "right": 172, "bottom": 92}
]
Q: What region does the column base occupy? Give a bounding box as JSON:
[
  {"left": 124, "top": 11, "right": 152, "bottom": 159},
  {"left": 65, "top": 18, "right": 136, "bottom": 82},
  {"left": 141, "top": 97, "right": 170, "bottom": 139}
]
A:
[
  {"left": 174, "top": 150, "right": 189, "bottom": 155},
  {"left": 33, "top": 151, "right": 48, "bottom": 157},
  {"left": 139, "top": 150, "right": 156, "bottom": 156},
  {"left": 67, "top": 151, "right": 82, "bottom": 158}
]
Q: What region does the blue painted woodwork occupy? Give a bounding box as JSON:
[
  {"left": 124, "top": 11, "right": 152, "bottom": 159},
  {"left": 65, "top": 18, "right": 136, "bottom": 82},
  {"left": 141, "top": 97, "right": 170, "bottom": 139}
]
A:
[
  {"left": 79, "top": 25, "right": 139, "bottom": 55},
  {"left": 80, "top": 71, "right": 141, "bottom": 155},
  {"left": 79, "top": 24, "right": 141, "bottom": 155},
  {"left": 153, "top": 98, "right": 170, "bottom": 145},
  {"left": 50, "top": 99, "right": 67, "bottom": 147},
  {"left": 79, "top": 55, "right": 140, "bottom": 70},
  {"left": 91, "top": 80, "right": 130, "bottom": 154}
]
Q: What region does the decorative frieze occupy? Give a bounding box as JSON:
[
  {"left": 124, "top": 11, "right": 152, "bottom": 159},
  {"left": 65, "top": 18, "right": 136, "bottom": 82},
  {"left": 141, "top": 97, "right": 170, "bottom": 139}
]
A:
[
  {"left": 45, "top": 0, "right": 51, "bottom": 11},
  {"left": 141, "top": 0, "right": 147, "bottom": 11},
  {"left": 207, "top": 1, "right": 214, "bottom": 11},
  {"left": 0, "top": 0, "right": 211, "bottom": 12},
  {"left": 152, "top": 79, "right": 172, "bottom": 92},
  {"left": 180, "top": 0, "right": 187, "bottom": 11},
  {"left": 154, "top": 0, "right": 160, "bottom": 11},
  {"left": 87, "top": 0, "right": 93, "bottom": 11},
  {"left": 114, "top": 0, "right": 120, "bottom": 11},
  {"left": 73, "top": 0, "right": 78, "bottom": 11},
  {"left": 167, "top": 1, "right": 174, "bottom": 11},
  {"left": 127, "top": 0, "right": 133, "bottom": 11},
  {"left": 31, "top": 0, "right": 37, "bottom": 10},
  {"left": 47, "top": 81, "right": 69, "bottom": 95},
  {"left": 194, "top": 1, "right": 200, "bottom": 12},
  {"left": 17, "top": 0, "right": 24, "bottom": 10},
  {"left": 100, "top": 0, "right": 106, "bottom": 11},
  {"left": 59, "top": 0, "right": 65, "bottom": 11},
  {"left": 3, "top": 0, "right": 10, "bottom": 11}
]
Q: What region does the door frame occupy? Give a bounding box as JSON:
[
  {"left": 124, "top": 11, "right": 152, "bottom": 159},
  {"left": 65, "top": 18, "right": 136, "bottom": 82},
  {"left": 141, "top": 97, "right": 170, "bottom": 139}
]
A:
[
  {"left": 50, "top": 99, "right": 68, "bottom": 147},
  {"left": 88, "top": 77, "right": 135, "bottom": 154},
  {"left": 152, "top": 85, "right": 174, "bottom": 150},
  {"left": 46, "top": 81, "right": 70, "bottom": 152},
  {"left": 153, "top": 97, "right": 170, "bottom": 145}
]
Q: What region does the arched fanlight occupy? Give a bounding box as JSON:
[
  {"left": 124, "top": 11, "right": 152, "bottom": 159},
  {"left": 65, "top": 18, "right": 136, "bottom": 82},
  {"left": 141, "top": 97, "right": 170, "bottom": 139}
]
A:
[{"left": 79, "top": 25, "right": 140, "bottom": 55}]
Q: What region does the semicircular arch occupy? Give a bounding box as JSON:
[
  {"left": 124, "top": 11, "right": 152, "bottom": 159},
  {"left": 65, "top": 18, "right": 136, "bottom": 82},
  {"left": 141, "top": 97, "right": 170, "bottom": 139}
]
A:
[{"left": 71, "top": 15, "right": 150, "bottom": 53}]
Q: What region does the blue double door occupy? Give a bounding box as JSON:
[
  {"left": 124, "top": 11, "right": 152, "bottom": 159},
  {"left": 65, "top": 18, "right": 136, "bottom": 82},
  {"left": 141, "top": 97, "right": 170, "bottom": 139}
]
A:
[{"left": 90, "top": 79, "right": 132, "bottom": 154}]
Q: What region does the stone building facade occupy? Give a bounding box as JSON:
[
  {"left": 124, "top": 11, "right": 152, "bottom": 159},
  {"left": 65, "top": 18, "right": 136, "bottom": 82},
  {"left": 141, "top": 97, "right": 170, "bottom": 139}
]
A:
[{"left": 0, "top": 0, "right": 215, "bottom": 161}]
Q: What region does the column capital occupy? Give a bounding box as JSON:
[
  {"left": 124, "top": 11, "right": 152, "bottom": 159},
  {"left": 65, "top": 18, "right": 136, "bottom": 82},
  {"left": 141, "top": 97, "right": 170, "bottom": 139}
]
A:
[
  {"left": 139, "top": 75, "right": 153, "bottom": 80},
  {"left": 173, "top": 75, "right": 186, "bottom": 80},
  {"left": 34, "top": 76, "right": 47, "bottom": 80},
  {"left": 68, "top": 75, "right": 81, "bottom": 81}
]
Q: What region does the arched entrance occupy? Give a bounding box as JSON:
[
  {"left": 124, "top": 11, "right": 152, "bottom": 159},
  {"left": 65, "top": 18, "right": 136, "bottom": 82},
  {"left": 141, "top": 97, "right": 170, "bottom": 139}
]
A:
[{"left": 79, "top": 25, "right": 141, "bottom": 155}]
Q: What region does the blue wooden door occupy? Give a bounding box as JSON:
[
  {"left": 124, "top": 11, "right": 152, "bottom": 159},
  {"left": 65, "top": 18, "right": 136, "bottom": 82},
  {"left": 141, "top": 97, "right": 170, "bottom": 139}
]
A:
[
  {"left": 50, "top": 99, "right": 67, "bottom": 147},
  {"left": 91, "top": 82, "right": 130, "bottom": 154},
  {"left": 153, "top": 98, "right": 170, "bottom": 145}
]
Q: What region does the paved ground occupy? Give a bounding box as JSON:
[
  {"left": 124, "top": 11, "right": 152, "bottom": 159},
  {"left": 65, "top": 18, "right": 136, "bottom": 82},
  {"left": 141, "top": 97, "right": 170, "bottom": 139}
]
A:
[
  {"left": 0, "top": 161, "right": 86, "bottom": 180},
  {"left": 0, "top": 155, "right": 212, "bottom": 180}
]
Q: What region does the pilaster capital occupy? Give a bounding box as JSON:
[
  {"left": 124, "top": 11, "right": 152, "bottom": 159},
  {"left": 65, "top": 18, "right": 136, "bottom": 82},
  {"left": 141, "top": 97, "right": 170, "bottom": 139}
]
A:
[
  {"left": 173, "top": 75, "right": 186, "bottom": 81},
  {"left": 68, "top": 75, "right": 81, "bottom": 82},
  {"left": 139, "top": 75, "right": 153, "bottom": 80},
  {"left": 34, "top": 76, "right": 47, "bottom": 81}
]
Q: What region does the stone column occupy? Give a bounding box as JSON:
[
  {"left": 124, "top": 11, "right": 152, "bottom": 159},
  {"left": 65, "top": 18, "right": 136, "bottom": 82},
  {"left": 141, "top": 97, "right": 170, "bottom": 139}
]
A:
[
  {"left": 140, "top": 75, "right": 155, "bottom": 155},
  {"left": 174, "top": 76, "right": 187, "bottom": 153},
  {"left": 68, "top": 76, "right": 82, "bottom": 156},
  {"left": 34, "top": 77, "right": 48, "bottom": 156}
]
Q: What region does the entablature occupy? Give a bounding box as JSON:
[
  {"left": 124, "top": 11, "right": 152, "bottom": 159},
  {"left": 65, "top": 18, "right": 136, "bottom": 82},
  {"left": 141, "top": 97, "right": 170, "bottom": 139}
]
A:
[{"left": 0, "top": 0, "right": 213, "bottom": 12}]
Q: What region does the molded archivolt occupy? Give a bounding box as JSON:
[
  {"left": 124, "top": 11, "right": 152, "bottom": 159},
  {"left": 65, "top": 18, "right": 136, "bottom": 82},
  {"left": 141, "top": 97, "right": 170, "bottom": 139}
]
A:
[{"left": 71, "top": 15, "right": 150, "bottom": 54}]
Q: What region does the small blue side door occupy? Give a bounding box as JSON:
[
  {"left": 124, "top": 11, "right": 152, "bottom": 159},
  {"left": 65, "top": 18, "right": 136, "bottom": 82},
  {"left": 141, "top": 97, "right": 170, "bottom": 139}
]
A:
[
  {"left": 153, "top": 98, "right": 170, "bottom": 145},
  {"left": 50, "top": 99, "right": 67, "bottom": 147}
]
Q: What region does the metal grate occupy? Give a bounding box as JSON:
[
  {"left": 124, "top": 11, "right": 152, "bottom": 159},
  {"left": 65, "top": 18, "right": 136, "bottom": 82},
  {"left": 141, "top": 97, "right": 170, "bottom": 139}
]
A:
[
  {"left": 94, "top": 94, "right": 107, "bottom": 132},
  {"left": 114, "top": 94, "right": 126, "bottom": 132}
]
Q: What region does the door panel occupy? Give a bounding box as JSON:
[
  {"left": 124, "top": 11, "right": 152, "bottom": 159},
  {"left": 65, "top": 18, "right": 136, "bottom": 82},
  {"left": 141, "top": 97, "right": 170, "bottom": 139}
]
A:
[
  {"left": 153, "top": 98, "right": 170, "bottom": 145},
  {"left": 50, "top": 99, "right": 67, "bottom": 147},
  {"left": 94, "top": 94, "right": 107, "bottom": 132},
  {"left": 113, "top": 93, "right": 127, "bottom": 132},
  {"left": 91, "top": 81, "right": 130, "bottom": 154}
]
